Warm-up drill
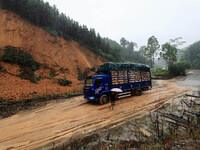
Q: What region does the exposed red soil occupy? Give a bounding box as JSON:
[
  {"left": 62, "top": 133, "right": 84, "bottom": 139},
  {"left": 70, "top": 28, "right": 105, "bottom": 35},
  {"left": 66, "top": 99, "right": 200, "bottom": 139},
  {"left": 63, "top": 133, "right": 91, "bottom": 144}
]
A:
[{"left": 0, "top": 8, "right": 105, "bottom": 101}]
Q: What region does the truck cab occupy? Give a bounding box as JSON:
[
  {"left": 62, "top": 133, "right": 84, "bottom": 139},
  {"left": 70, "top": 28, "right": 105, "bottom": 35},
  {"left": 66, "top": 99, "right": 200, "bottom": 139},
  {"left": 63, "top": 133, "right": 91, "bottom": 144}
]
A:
[{"left": 84, "top": 75, "right": 110, "bottom": 104}]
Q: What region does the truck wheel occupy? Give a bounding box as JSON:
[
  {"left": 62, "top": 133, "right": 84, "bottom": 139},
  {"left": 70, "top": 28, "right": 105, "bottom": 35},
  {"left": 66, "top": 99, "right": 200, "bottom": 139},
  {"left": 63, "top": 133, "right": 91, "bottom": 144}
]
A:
[
  {"left": 100, "top": 94, "right": 109, "bottom": 105},
  {"left": 136, "top": 89, "right": 142, "bottom": 96}
]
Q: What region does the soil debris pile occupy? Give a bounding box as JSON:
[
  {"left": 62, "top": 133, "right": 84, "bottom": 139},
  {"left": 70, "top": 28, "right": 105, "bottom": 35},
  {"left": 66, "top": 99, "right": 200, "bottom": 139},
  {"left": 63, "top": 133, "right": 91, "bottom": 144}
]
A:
[{"left": 0, "top": 8, "right": 104, "bottom": 101}]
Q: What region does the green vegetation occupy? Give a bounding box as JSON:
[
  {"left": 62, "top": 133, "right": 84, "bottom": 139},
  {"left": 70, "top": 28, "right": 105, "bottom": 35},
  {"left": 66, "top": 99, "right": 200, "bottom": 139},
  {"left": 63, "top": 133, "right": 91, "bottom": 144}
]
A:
[
  {"left": 78, "top": 68, "right": 88, "bottom": 81},
  {"left": 168, "top": 61, "right": 190, "bottom": 76},
  {"left": 151, "top": 68, "right": 169, "bottom": 77},
  {"left": 1, "top": 46, "right": 40, "bottom": 83},
  {"left": 0, "top": 0, "right": 148, "bottom": 63},
  {"left": 154, "top": 37, "right": 189, "bottom": 77},
  {"left": 120, "top": 37, "right": 148, "bottom": 64},
  {"left": 44, "top": 27, "right": 58, "bottom": 37},
  {"left": 160, "top": 43, "right": 178, "bottom": 68},
  {"left": 145, "top": 36, "right": 160, "bottom": 69},
  {"left": 90, "top": 67, "right": 96, "bottom": 72},
  {"left": 49, "top": 70, "right": 58, "bottom": 77},
  {"left": 57, "top": 77, "right": 72, "bottom": 86},
  {"left": 2, "top": 46, "right": 39, "bottom": 70},
  {"left": 20, "top": 67, "right": 38, "bottom": 84},
  {"left": 0, "top": 0, "right": 121, "bottom": 62},
  {"left": 184, "top": 41, "right": 200, "bottom": 69}
]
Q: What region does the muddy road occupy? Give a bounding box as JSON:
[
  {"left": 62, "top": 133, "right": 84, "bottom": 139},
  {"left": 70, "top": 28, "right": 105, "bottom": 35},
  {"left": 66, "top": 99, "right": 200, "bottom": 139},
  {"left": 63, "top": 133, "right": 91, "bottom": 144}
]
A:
[
  {"left": 0, "top": 79, "right": 193, "bottom": 150},
  {"left": 176, "top": 70, "right": 200, "bottom": 90}
]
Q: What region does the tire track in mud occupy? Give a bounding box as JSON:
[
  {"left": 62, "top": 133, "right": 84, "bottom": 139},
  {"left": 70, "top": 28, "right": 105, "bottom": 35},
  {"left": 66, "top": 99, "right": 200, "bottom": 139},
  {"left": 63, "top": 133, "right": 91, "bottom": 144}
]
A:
[{"left": 0, "top": 80, "right": 192, "bottom": 150}]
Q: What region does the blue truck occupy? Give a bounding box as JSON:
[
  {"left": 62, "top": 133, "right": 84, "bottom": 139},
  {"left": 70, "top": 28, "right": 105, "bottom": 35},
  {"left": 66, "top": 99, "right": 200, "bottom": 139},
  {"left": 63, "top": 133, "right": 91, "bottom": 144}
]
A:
[{"left": 84, "top": 62, "right": 152, "bottom": 104}]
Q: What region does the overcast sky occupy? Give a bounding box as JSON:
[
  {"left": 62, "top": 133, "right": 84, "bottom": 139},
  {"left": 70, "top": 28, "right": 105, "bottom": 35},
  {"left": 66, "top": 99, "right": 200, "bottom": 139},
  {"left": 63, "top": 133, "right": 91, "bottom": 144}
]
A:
[{"left": 45, "top": 0, "right": 200, "bottom": 49}]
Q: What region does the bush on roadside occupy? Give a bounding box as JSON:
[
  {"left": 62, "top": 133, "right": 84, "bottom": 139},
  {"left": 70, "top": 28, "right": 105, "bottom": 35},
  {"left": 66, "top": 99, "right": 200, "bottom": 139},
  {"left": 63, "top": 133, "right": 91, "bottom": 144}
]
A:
[
  {"left": 58, "top": 77, "right": 72, "bottom": 86},
  {"left": 151, "top": 68, "right": 170, "bottom": 77},
  {"left": 169, "top": 61, "right": 190, "bottom": 76}
]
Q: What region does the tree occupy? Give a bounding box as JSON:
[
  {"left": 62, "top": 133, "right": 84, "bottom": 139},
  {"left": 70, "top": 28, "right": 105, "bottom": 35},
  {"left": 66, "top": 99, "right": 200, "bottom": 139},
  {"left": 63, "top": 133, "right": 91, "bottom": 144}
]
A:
[
  {"left": 127, "top": 42, "right": 137, "bottom": 52},
  {"left": 160, "top": 43, "right": 178, "bottom": 68},
  {"left": 139, "top": 46, "right": 146, "bottom": 57},
  {"left": 120, "top": 37, "right": 128, "bottom": 48},
  {"left": 145, "top": 36, "right": 160, "bottom": 69},
  {"left": 184, "top": 41, "right": 200, "bottom": 69},
  {"left": 169, "top": 37, "right": 186, "bottom": 48}
]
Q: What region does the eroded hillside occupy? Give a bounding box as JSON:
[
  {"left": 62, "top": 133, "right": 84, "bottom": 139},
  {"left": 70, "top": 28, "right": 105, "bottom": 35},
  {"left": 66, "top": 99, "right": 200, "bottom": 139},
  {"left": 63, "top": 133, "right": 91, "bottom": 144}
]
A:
[{"left": 0, "top": 8, "right": 105, "bottom": 101}]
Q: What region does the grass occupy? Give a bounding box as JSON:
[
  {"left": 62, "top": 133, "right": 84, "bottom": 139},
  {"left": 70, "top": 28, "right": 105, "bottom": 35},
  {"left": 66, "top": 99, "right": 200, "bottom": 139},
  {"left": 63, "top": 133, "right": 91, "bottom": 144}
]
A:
[{"left": 151, "top": 68, "right": 170, "bottom": 77}]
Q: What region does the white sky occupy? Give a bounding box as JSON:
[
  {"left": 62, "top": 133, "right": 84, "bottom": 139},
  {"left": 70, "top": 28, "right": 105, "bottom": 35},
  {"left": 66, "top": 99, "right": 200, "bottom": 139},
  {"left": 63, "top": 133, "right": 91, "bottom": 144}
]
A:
[{"left": 45, "top": 0, "right": 200, "bottom": 49}]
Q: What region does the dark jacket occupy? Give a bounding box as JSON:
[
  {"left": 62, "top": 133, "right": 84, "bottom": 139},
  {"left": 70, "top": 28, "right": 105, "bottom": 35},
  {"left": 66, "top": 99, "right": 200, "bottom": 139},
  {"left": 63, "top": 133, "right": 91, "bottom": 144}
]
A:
[{"left": 110, "top": 93, "right": 116, "bottom": 102}]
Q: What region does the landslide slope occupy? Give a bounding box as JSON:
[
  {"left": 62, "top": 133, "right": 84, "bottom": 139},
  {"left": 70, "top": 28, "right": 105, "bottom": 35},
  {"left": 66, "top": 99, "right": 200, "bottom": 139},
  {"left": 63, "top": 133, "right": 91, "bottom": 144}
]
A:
[{"left": 0, "top": 8, "right": 105, "bottom": 101}]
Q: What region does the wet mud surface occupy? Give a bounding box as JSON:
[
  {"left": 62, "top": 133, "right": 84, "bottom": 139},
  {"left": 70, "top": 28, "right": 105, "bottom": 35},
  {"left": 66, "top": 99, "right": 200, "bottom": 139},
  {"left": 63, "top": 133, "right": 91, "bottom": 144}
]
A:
[
  {"left": 0, "top": 78, "right": 192, "bottom": 150},
  {"left": 176, "top": 70, "right": 200, "bottom": 90}
]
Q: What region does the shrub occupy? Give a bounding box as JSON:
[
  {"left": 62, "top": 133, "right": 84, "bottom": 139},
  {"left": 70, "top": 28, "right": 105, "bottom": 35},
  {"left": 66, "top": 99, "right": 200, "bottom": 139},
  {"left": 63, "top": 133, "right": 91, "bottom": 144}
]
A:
[
  {"left": 44, "top": 27, "right": 58, "bottom": 37},
  {"left": 1, "top": 46, "right": 40, "bottom": 84},
  {"left": 2, "top": 46, "right": 40, "bottom": 71},
  {"left": 49, "top": 70, "right": 58, "bottom": 77},
  {"left": 20, "top": 67, "right": 38, "bottom": 84},
  {"left": 151, "top": 68, "right": 169, "bottom": 77},
  {"left": 36, "top": 76, "right": 44, "bottom": 81},
  {"left": 91, "top": 67, "right": 96, "bottom": 72},
  {"left": 169, "top": 61, "right": 190, "bottom": 76},
  {"left": 78, "top": 68, "right": 88, "bottom": 81},
  {"left": 58, "top": 77, "right": 72, "bottom": 86}
]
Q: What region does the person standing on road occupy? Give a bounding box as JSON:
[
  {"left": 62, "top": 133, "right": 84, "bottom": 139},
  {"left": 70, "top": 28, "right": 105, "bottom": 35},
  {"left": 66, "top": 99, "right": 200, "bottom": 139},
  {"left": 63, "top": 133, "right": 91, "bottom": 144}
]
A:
[{"left": 110, "top": 92, "right": 116, "bottom": 110}]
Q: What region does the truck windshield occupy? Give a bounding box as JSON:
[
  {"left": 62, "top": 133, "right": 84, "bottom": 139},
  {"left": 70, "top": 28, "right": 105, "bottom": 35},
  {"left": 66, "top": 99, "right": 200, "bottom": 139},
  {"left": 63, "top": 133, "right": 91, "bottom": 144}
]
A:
[
  {"left": 85, "top": 78, "right": 94, "bottom": 87},
  {"left": 95, "top": 78, "right": 103, "bottom": 88}
]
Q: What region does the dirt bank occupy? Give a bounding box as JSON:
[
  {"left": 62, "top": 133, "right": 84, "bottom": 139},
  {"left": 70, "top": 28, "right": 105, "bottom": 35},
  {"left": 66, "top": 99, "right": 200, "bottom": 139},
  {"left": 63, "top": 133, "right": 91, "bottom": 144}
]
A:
[
  {"left": 0, "top": 8, "right": 105, "bottom": 101},
  {"left": 0, "top": 79, "right": 192, "bottom": 150}
]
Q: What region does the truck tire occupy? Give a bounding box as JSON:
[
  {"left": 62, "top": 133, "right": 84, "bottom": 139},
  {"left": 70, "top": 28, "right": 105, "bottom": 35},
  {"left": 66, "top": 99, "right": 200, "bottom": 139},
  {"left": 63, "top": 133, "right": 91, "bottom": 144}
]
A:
[
  {"left": 100, "top": 94, "right": 109, "bottom": 105},
  {"left": 136, "top": 88, "right": 142, "bottom": 96}
]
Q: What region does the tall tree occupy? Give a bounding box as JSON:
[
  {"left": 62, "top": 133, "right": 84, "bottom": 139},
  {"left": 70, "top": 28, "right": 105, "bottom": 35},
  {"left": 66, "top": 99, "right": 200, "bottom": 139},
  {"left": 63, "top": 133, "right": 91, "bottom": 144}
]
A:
[
  {"left": 160, "top": 43, "right": 178, "bottom": 68},
  {"left": 139, "top": 46, "right": 146, "bottom": 57},
  {"left": 184, "top": 41, "right": 200, "bottom": 69},
  {"left": 127, "top": 42, "right": 137, "bottom": 52},
  {"left": 145, "top": 36, "right": 160, "bottom": 69},
  {"left": 169, "top": 37, "right": 186, "bottom": 48},
  {"left": 120, "top": 37, "right": 128, "bottom": 48}
]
